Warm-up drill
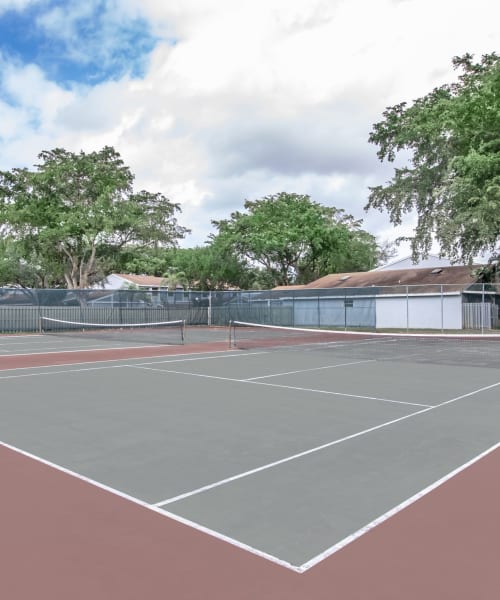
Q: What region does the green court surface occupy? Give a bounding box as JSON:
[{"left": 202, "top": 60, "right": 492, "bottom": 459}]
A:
[{"left": 1, "top": 333, "right": 499, "bottom": 568}]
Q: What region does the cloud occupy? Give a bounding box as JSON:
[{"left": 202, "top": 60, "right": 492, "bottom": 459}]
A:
[
  {"left": 0, "top": 0, "right": 37, "bottom": 13},
  {"left": 0, "top": 0, "right": 499, "bottom": 252},
  {"left": 0, "top": 52, "right": 74, "bottom": 167},
  {"left": 201, "top": 100, "right": 380, "bottom": 179},
  {"left": 0, "top": 0, "right": 158, "bottom": 85}
]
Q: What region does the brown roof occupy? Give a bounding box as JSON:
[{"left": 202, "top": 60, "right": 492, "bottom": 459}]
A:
[
  {"left": 274, "top": 265, "right": 482, "bottom": 293},
  {"left": 273, "top": 284, "right": 308, "bottom": 291},
  {"left": 114, "top": 274, "right": 168, "bottom": 287}
]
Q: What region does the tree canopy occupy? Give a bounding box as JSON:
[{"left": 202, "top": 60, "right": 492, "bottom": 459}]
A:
[
  {"left": 115, "top": 239, "right": 256, "bottom": 291},
  {"left": 166, "top": 240, "right": 255, "bottom": 290},
  {"left": 213, "top": 192, "right": 383, "bottom": 286},
  {"left": 0, "top": 148, "right": 391, "bottom": 290},
  {"left": 0, "top": 147, "right": 189, "bottom": 288},
  {"left": 367, "top": 53, "right": 500, "bottom": 264}
]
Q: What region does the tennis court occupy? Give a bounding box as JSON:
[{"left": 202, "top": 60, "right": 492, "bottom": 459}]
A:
[{"left": 1, "top": 323, "right": 499, "bottom": 599}]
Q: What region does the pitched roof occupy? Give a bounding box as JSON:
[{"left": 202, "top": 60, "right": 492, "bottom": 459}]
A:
[
  {"left": 113, "top": 274, "right": 167, "bottom": 286},
  {"left": 274, "top": 265, "right": 481, "bottom": 292}
]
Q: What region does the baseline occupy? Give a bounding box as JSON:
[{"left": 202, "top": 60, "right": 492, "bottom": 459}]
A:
[
  {"left": 0, "top": 340, "right": 232, "bottom": 370},
  {"left": 300, "top": 439, "right": 500, "bottom": 571},
  {"left": 0, "top": 439, "right": 298, "bottom": 572},
  {"left": 0, "top": 350, "right": 268, "bottom": 379},
  {"left": 2, "top": 439, "right": 499, "bottom": 599}
]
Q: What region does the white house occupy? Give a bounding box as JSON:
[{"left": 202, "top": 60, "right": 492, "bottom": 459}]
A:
[
  {"left": 97, "top": 273, "right": 170, "bottom": 290},
  {"left": 93, "top": 273, "right": 186, "bottom": 306}
]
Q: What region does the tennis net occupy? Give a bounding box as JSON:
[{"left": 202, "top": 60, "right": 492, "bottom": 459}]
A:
[
  {"left": 228, "top": 321, "right": 500, "bottom": 368},
  {"left": 40, "top": 317, "right": 185, "bottom": 346}
]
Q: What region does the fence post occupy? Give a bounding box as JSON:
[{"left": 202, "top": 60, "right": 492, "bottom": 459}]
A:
[
  {"left": 481, "top": 284, "right": 485, "bottom": 334},
  {"left": 344, "top": 290, "right": 347, "bottom": 331},
  {"left": 406, "top": 286, "right": 409, "bottom": 332},
  {"left": 441, "top": 285, "right": 444, "bottom": 332},
  {"left": 36, "top": 288, "right": 42, "bottom": 329}
]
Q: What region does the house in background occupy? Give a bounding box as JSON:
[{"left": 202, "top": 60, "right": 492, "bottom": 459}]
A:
[
  {"left": 273, "top": 264, "right": 498, "bottom": 331},
  {"left": 94, "top": 273, "right": 186, "bottom": 306},
  {"left": 98, "top": 273, "right": 169, "bottom": 291}
]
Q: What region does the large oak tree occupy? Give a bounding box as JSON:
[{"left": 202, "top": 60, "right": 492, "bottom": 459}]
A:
[
  {"left": 367, "top": 53, "right": 500, "bottom": 266},
  {"left": 213, "top": 192, "right": 382, "bottom": 286},
  {"left": 0, "top": 147, "right": 189, "bottom": 288}
]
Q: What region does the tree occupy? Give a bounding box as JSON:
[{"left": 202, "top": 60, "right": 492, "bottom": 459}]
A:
[
  {"left": 161, "top": 267, "right": 189, "bottom": 290},
  {"left": 0, "top": 147, "right": 189, "bottom": 288},
  {"left": 367, "top": 53, "right": 500, "bottom": 264},
  {"left": 167, "top": 240, "right": 254, "bottom": 290},
  {"left": 0, "top": 237, "right": 40, "bottom": 287},
  {"left": 115, "top": 240, "right": 254, "bottom": 290},
  {"left": 213, "top": 192, "right": 380, "bottom": 286},
  {"left": 0, "top": 234, "right": 67, "bottom": 288},
  {"left": 115, "top": 246, "right": 171, "bottom": 277}
]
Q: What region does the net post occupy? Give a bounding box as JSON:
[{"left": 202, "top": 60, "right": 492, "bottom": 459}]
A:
[{"left": 228, "top": 320, "right": 233, "bottom": 349}]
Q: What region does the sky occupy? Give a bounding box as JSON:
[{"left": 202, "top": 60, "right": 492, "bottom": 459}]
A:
[{"left": 0, "top": 0, "right": 499, "bottom": 258}]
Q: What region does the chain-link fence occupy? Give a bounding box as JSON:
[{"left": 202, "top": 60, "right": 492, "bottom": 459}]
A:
[{"left": 0, "top": 284, "right": 499, "bottom": 333}]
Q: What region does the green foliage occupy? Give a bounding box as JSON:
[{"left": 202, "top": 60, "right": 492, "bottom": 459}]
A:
[
  {"left": 0, "top": 235, "right": 65, "bottom": 287},
  {"left": 0, "top": 147, "right": 189, "bottom": 288},
  {"left": 115, "top": 240, "right": 254, "bottom": 290},
  {"left": 367, "top": 53, "right": 500, "bottom": 263},
  {"left": 213, "top": 192, "right": 380, "bottom": 285},
  {"left": 117, "top": 246, "right": 171, "bottom": 277},
  {"left": 161, "top": 267, "right": 189, "bottom": 290},
  {"left": 166, "top": 240, "right": 254, "bottom": 290}
]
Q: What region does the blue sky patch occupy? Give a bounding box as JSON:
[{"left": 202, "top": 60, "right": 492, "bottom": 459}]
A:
[{"left": 0, "top": 0, "right": 159, "bottom": 88}]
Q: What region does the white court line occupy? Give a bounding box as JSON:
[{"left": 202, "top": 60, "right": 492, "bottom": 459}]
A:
[
  {"left": 0, "top": 440, "right": 300, "bottom": 573},
  {"left": 2, "top": 382, "right": 499, "bottom": 572},
  {"left": 0, "top": 349, "right": 252, "bottom": 377},
  {"left": 243, "top": 359, "right": 375, "bottom": 380},
  {"left": 2, "top": 344, "right": 135, "bottom": 355},
  {"left": 133, "top": 364, "right": 431, "bottom": 408},
  {"left": 153, "top": 380, "right": 500, "bottom": 508},
  {"left": 0, "top": 339, "right": 60, "bottom": 347},
  {"left": 298, "top": 440, "right": 500, "bottom": 572},
  {"left": 154, "top": 406, "right": 433, "bottom": 507},
  {"left": 251, "top": 381, "right": 432, "bottom": 408},
  {"left": 0, "top": 351, "right": 253, "bottom": 379},
  {"left": 2, "top": 436, "right": 499, "bottom": 574},
  {"left": 0, "top": 334, "right": 43, "bottom": 340},
  {"left": 0, "top": 364, "right": 130, "bottom": 379},
  {"left": 0, "top": 342, "right": 184, "bottom": 358}
]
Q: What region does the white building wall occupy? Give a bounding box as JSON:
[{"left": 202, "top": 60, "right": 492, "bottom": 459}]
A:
[
  {"left": 376, "top": 296, "right": 408, "bottom": 329},
  {"left": 376, "top": 294, "right": 462, "bottom": 330},
  {"left": 97, "top": 274, "right": 129, "bottom": 290}
]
